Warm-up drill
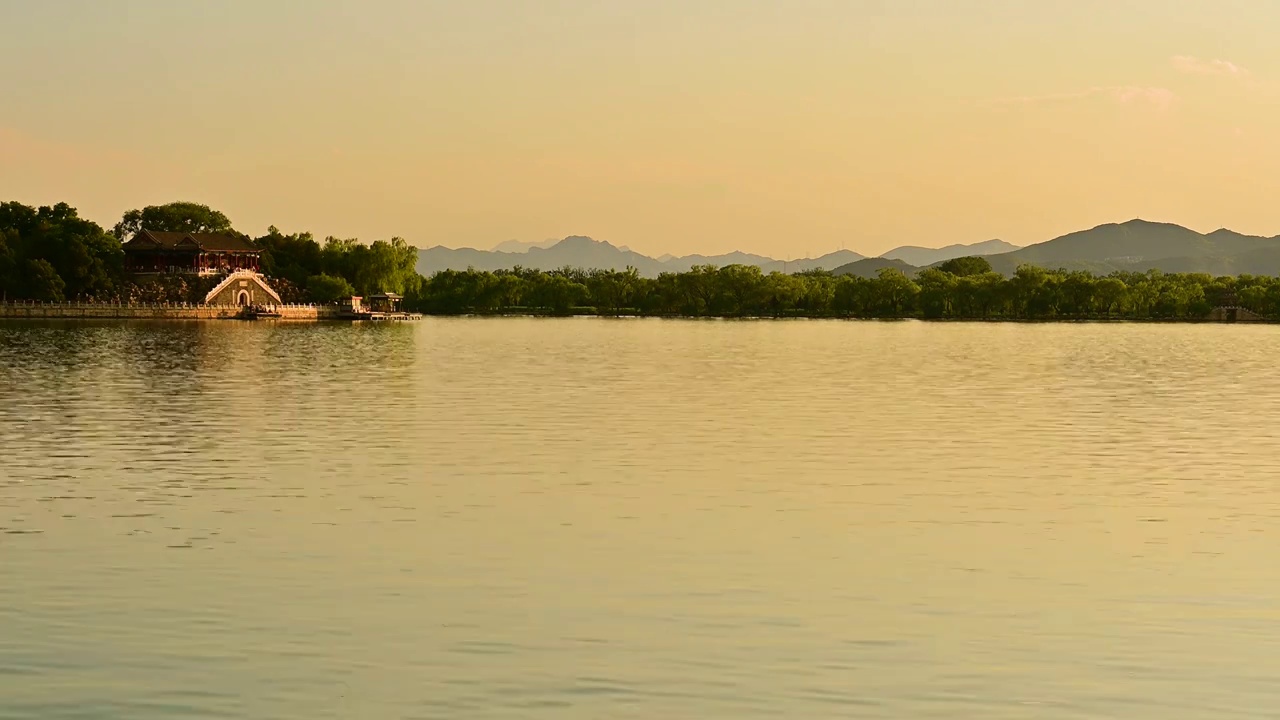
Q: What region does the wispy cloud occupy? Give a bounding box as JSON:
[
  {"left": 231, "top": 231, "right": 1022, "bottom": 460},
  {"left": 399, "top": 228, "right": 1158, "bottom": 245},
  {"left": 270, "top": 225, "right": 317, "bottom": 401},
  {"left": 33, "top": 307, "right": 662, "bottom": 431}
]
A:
[
  {"left": 1106, "top": 86, "right": 1178, "bottom": 108},
  {"left": 1170, "top": 55, "right": 1249, "bottom": 77},
  {"left": 998, "top": 86, "right": 1176, "bottom": 110}
]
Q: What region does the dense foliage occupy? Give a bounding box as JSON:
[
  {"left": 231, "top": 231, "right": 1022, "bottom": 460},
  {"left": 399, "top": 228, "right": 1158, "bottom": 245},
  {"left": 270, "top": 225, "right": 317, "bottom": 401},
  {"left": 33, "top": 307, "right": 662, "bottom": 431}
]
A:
[
  {"left": 1, "top": 201, "right": 420, "bottom": 304},
  {"left": 405, "top": 264, "right": 1274, "bottom": 320},
  {"left": 112, "top": 202, "right": 236, "bottom": 240},
  {"left": 256, "top": 227, "right": 420, "bottom": 298},
  {"left": 2, "top": 199, "right": 1278, "bottom": 320},
  {"left": 0, "top": 202, "right": 122, "bottom": 301}
]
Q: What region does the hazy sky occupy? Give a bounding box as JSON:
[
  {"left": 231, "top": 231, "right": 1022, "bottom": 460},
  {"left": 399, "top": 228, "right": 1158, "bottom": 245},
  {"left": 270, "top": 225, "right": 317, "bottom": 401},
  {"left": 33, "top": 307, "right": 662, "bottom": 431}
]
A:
[{"left": 3, "top": 0, "right": 1279, "bottom": 257}]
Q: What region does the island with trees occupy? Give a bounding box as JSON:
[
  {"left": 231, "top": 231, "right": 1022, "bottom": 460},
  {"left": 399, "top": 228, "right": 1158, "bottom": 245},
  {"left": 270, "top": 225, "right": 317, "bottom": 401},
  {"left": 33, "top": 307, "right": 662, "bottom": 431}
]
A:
[{"left": 0, "top": 199, "right": 1275, "bottom": 322}]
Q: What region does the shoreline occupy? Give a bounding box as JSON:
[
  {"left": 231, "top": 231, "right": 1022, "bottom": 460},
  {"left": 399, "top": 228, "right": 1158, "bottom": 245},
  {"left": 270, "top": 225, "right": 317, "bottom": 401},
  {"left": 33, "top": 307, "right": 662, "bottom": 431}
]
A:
[
  {"left": 0, "top": 301, "right": 326, "bottom": 321},
  {"left": 0, "top": 302, "right": 420, "bottom": 322},
  {"left": 1, "top": 302, "right": 1270, "bottom": 324}
]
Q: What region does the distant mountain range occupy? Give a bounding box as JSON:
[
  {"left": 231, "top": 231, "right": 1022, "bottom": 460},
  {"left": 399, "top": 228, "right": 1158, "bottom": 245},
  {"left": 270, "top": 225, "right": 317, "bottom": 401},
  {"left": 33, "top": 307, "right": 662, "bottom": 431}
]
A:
[
  {"left": 417, "top": 237, "right": 1015, "bottom": 278},
  {"left": 830, "top": 219, "right": 1280, "bottom": 278},
  {"left": 882, "top": 239, "right": 1020, "bottom": 266},
  {"left": 490, "top": 238, "right": 559, "bottom": 253},
  {"left": 418, "top": 219, "right": 1280, "bottom": 279}
]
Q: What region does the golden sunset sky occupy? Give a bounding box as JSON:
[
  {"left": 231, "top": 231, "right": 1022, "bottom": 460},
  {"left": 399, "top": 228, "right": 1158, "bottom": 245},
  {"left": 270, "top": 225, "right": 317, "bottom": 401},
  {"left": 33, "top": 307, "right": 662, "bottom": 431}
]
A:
[{"left": 2, "top": 0, "right": 1278, "bottom": 257}]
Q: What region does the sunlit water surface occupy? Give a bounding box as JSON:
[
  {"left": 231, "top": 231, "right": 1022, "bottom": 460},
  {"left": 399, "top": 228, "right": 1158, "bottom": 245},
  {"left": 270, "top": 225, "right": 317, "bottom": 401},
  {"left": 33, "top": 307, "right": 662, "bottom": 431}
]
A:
[{"left": 3, "top": 318, "right": 1280, "bottom": 718}]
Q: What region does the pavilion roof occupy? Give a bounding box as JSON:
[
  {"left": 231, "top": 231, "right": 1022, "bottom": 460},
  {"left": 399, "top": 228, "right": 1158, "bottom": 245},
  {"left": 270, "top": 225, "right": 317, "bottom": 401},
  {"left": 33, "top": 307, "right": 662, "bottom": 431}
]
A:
[{"left": 126, "top": 230, "right": 259, "bottom": 253}]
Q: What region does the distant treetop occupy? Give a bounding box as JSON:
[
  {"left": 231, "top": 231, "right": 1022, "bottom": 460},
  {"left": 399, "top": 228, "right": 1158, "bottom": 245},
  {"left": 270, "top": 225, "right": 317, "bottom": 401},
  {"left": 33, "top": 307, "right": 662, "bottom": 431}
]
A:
[
  {"left": 935, "top": 256, "right": 993, "bottom": 277},
  {"left": 113, "top": 202, "right": 235, "bottom": 240}
]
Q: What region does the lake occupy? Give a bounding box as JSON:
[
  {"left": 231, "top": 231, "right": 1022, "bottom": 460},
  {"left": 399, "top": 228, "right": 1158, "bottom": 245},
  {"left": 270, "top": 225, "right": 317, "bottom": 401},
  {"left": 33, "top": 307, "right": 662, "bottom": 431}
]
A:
[{"left": 3, "top": 318, "right": 1280, "bottom": 718}]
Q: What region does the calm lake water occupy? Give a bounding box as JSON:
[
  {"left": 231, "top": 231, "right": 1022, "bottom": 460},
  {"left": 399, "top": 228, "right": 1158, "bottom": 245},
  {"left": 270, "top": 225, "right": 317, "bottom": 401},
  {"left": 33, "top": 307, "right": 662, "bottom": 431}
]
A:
[{"left": 3, "top": 318, "right": 1280, "bottom": 718}]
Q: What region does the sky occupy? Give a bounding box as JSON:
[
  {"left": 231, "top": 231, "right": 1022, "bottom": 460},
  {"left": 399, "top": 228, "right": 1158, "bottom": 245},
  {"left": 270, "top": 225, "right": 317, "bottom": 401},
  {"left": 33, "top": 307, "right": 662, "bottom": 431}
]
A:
[{"left": 2, "top": 0, "right": 1279, "bottom": 258}]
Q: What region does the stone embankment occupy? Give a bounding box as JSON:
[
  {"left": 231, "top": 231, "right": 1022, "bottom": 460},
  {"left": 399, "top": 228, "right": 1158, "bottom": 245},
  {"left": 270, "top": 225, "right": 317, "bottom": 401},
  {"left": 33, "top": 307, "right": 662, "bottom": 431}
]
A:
[{"left": 0, "top": 301, "right": 339, "bottom": 321}]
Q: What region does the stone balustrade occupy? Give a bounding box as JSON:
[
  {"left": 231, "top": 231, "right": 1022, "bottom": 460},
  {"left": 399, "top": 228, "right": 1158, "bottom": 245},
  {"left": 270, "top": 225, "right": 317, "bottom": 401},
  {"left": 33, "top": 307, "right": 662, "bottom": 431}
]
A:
[{"left": 0, "top": 301, "right": 342, "bottom": 321}]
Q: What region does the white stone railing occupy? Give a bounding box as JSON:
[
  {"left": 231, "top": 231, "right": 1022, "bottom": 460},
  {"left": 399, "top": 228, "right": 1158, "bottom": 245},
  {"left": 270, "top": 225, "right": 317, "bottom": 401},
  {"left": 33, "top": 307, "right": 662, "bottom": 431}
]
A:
[
  {"left": 0, "top": 300, "right": 328, "bottom": 311},
  {"left": 1, "top": 300, "right": 210, "bottom": 308}
]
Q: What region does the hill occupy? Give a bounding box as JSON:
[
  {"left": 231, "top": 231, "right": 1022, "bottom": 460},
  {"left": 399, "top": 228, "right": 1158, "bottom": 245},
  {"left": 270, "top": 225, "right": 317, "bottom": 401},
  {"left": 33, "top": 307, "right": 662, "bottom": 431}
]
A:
[
  {"left": 660, "top": 250, "right": 782, "bottom": 274},
  {"left": 418, "top": 236, "right": 668, "bottom": 276},
  {"left": 829, "top": 257, "right": 919, "bottom": 279},
  {"left": 490, "top": 238, "right": 558, "bottom": 253},
  {"left": 420, "top": 220, "right": 1280, "bottom": 279},
  {"left": 771, "top": 250, "right": 867, "bottom": 274},
  {"left": 978, "top": 220, "right": 1280, "bottom": 276},
  {"left": 663, "top": 249, "right": 866, "bottom": 274},
  {"left": 417, "top": 237, "right": 864, "bottom": 277},
  {"left": 882, "top": 239, "right": 1020, "bottom": 266},
  {"left": 522, "top": 236, "right": 665, "bottom": 274}
]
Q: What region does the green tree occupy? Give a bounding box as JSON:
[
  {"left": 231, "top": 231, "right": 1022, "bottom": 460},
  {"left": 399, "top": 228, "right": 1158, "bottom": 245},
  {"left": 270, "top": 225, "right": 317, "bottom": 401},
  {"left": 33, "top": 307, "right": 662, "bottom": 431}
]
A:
[
  {"left": 916, "top": 268, "right": 957, "bottom": 318},
  {"left": 257, "top": 227, "right": 323, "bottom": 286},
  {"left": 1094, "top": 277, "right": 1128, "bottom": 317},
  {"left": 715, "top": 264, "right": 766, "bottom": 315},
  {"left": 350, "top": 237, "right": 418, "bottom": 296},
  {"left": 1009, "top": 265, "right": 1059, "bottom": 318},
  {"left": 678, "top": 266, "right": 719, "bottom": 316},
  {"left": 832, "top": 275, "right": 874, "bottom": 317},
  {"left": 22, "top": 258, "right": 66, "bottom": 301},
  {"left": 1128, "top": 280, "right": 1159, "bottom": 318},
  {"left": 761, "top": 272, "right": 804, "bottom": 316},
  {"left": 113, "top": 202, "right": 235, "bottom": 239},
  {"left": 527, "top": 273, "right": 587, "bottom": 314},
  {"left": 0, "top": 229, "right": 15, "bottom": 298},
  {"left": 586, "top": 268, "right": 641, "bottom": 315},
  {"left": 644, "top": 272, "right": 688, "bottom": 315},
  {"left": 1058, "top": 272, "right": 1097, "bottom": 317},
  {"left": 935, "top": 256, "right": 993, "bottom": 277},
  {"left": 871, "top": 267, "right": 919, "bottom": 317},
  {"left": 0, "top": 201, "right": 122, "bottom": 300},
  {"left": 793, "top": 270, "right": 836, "bottom": 316},
  {"left": 972, "top": 272, "right": 1009, "bottom": 318},
  {"left": 305, "top": 273, "right": 356, "bottom": 304},
  {"left": 415, "top": 268, "right": 480, "bottom": 313}
]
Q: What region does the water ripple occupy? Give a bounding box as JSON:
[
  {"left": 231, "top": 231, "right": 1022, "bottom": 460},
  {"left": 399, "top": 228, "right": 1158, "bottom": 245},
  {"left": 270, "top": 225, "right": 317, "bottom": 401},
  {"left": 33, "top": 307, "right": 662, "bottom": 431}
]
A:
[{"left": 3, "top": 319, "right": 1280, "bottom": 718}]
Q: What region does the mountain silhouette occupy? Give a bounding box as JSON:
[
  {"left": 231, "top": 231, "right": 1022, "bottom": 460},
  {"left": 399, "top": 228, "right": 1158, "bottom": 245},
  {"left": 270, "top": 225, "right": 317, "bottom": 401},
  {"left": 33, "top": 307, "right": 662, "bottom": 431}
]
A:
[
  {"left": 828, "top": 257, "right": 919, "bottom": 279},
  {"left": 418, "top": 237, "right": 866, "bottom": 277},
  {"left": 524, "top": 235, "right": 663, "bottom": 273},
  {"left": 490, "top": 238, "right": 559, "bottom": 253},
  {"left": 422, "top": 221, "right": 1280, "bottom": 279},
  {"left": 830, "top": 219, "right": 1280, "bottom": 277},
  {"left": 882, "top": 239, "right": 1020, "bottom": 267},
  {"left": 418, "top": 236, "right": 664, "bottom": 276},
  {"left": 979, "top": 220, "right": 1280, "bottom": 275}
]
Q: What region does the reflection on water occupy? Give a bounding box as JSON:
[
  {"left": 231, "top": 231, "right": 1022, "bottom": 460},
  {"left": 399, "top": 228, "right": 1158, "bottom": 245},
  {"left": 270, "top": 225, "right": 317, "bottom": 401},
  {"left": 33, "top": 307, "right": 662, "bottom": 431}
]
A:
[{"left": 3, "top": 318, "right": 1280, "bottom": 718}]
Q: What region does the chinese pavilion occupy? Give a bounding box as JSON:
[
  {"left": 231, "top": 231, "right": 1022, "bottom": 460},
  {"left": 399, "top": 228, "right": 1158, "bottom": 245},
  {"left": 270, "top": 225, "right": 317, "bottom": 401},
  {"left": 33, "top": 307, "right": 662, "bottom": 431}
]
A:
[{"left": 123, "top": 230, "right": 262, "bottom": 275}]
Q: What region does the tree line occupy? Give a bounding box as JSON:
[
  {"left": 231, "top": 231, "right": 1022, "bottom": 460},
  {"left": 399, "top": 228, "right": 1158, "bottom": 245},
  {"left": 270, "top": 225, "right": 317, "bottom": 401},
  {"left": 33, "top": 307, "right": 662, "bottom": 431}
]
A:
[
  {"left": 1, "top": 199, "right": 1275, "bottom": 320},
  {"left": 0, "top": 201, "right": 419, "bottom": 305},
  {"left": 406, "top": 260, "right": 1269, "bottom": 320}
]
